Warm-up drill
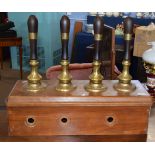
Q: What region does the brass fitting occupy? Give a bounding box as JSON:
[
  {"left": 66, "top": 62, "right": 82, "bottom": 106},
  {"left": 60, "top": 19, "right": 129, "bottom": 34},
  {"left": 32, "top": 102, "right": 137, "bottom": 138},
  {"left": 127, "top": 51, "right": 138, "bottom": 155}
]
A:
[
  {"left": 85, "top": 60, "right": 106, "bottom": 93},
  {"left": 56, "top": 60, "right": 76, "bottom": 92},
  {"left": 26, "top": 59, "right": 46, "bottom": 92},
  {"left": 114, "top": 60, "right": 136, "bottom": 93}
]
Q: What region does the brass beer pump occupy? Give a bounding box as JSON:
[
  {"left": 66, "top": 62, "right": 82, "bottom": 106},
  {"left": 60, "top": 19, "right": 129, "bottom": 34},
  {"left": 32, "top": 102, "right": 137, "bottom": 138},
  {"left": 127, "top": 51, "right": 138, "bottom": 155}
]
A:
[
  {"left": 56, "top": 15, "right": 76, "bottom": 92},
  {"left": 114, "top": 17, "right": 136, "bottom": 93},
  {"left": 26, "top": 15, "right": 46, "bottom": 92},
  {"left": 85, "top": 16, "right": 106, "bottom": 93}
]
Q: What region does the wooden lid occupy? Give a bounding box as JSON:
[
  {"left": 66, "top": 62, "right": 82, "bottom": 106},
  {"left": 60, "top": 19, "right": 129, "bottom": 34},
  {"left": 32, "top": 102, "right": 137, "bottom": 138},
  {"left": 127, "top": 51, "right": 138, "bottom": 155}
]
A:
[{"left": 7, "top": 80, "right": 153, "bottom": 107}]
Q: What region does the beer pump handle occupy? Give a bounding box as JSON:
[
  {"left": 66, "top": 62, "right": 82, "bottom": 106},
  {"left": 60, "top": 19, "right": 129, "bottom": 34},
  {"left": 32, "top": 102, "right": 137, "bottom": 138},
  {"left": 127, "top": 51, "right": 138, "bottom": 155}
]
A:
[
  {"left": 93, "top": 16, "right": 104, "bottom": 61},
  {"left": 124, "top": 17, "right": 133, "bottom": 61},
  {"left": 60, "top": 15, "right": 70, "bottom": 60},
  {"left": 27, "top": 15, "right": 38, "bottom": 60}
]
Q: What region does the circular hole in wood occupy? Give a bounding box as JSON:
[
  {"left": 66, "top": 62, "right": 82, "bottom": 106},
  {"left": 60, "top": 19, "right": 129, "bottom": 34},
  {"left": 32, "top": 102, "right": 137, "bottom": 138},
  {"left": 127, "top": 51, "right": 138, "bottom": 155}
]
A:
[
  {"left": 61, "top": 117, "right": 68, "bottom": 123},
  {"left": 28, "top": 118, "right": 34, "bottom": 124},
  {"left": 26, "top": 117, "right": 36, "bottom": 127},
  {"left": 107, "top": 116, "right": 114, "bottom": 123}
]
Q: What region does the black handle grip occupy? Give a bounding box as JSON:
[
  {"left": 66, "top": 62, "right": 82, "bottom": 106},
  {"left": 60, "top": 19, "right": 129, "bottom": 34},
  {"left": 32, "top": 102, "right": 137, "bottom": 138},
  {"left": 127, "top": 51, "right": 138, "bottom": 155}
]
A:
[
  {"left": 124, "top": 17, "right": 133, "bottom": 34},
  {"left": 60, "top": 15, "right": 70, "bottom": 60},
  {"left": 60, "top": 15, "right": 70, "bottom": 33},
  {"left": 94, "top": 15, "right": 104, "bottom": 34},
  {"left": 93, "top": 15, "right": 104, "bottom": 61},
  {"left": 27, "top": 15, "right": 38, "bottom": 60},
  {"left": 123, "top": 17, "right": 133, "bottom": 61}
]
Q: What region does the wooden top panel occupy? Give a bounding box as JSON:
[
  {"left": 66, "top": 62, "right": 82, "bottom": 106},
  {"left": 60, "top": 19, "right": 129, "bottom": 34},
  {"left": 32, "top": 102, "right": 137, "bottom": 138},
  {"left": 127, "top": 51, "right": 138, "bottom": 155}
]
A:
[{"left": 7, "top": 80, "right": 153, "bottom": 107}]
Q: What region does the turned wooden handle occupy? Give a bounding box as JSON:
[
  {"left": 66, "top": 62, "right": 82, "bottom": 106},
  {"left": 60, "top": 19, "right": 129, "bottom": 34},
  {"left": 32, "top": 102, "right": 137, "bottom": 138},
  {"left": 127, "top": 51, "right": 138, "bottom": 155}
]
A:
[
  {"left": 27, "top": 15, "right": 38, "bottom": 60},
  {"left": 123, "top": 17, "right": 133, "bottom": 61},
  {"left": 60, "top": 15, "right": 70, "bottom": 60},
  {"left": 124, "top": 17, "right": 133, "bottom": 35},
  {"left": 94, "top": 15, "right": 104, "bottom": 35},
  {"left": 93, "top": 16, "right": 104, "bottom": 61},
  {"left": 60, "top": 15, "right": 70, "bottom": 34},
  {"left": 27, "top": 15, "right": 38, "bottom": 34}
]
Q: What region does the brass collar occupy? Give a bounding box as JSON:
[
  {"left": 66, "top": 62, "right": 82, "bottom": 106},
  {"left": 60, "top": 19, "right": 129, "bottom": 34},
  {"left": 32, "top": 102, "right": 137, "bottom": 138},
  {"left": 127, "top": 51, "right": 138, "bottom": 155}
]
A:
[{"left": 29, "top": 33, "right": 37, "bottom": 40}]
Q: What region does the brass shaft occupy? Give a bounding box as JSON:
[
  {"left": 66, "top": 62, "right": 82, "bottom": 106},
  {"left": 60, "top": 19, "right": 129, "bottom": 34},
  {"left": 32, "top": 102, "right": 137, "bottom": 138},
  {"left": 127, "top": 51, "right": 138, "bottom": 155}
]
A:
[
  {"left": 117, "top": 60, "right": 132, "bottom": 84},
  {"left": 85, "top": 60, "right": 106, "bottom": 93},
  {"left": 114, "top": 60, "right": 136, "bottom": 93},
  {"left": 26, "top": 59, "right": 46, "bottom": 92},
  {"left": 56, "top": 60, "right": 76, "bottom": 92}
]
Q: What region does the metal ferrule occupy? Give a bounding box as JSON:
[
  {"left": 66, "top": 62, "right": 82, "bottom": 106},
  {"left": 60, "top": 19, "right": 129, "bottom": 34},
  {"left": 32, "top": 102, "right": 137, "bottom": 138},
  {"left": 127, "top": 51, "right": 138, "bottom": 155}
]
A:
[
  {"left": 124, "top": 33, "right": 132, "bottom": 41},
  {"left": 94, "top": 34, "right": 103, "bottom": 41},
  {"left": 29, "top": 33, "right": 37, "bottom": 40},
  {"left": 61, "top": 33, "right": 69, "bottom": 40}
]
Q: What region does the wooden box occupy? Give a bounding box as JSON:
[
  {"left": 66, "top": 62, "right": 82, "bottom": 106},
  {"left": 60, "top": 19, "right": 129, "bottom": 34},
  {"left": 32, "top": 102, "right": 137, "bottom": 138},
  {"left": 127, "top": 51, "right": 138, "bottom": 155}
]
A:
[{"left": 7, "top": 80, "right": 152, "bottom": 142}]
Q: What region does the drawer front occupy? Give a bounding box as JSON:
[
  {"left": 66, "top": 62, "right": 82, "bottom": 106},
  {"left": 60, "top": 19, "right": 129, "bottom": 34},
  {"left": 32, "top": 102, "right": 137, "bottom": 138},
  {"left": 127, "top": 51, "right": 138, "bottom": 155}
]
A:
[{"left": 8, "top": 106, "right": 150, "bottom": 136}]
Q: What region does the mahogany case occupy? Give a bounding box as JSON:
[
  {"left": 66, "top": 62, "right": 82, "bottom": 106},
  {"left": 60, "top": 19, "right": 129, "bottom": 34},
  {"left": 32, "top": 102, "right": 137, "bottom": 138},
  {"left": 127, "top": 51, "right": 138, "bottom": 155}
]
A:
[{"left": 7, "top": 80, "right": 152, "bottom": 141}]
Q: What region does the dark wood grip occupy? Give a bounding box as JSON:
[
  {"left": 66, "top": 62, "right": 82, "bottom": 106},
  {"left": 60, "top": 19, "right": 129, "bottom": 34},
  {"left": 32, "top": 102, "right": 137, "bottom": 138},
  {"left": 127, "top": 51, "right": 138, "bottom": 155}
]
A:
[
  {"left": 60, "top": 15, "right": 70, "bottom": 60},
  {"left": 27, "top": 15, "right": 38, "bottom": 60},
  {"left": 60, "top": 15, "right": 70, "bottom": 33},
  {"left": 94, "top": 15, "right": 104, "bottom": 34},
  {"left": 93, "top": 16, "right": 104, "bottom": 61},
  {"left": 124, "top": 17, "right": 133, "bottom": 61},
  {"left": 27, "top": 15, "right": 38, "bottom": 33},
  {"left": 124, "top": 17, "right": 133, "bottom": 34}
]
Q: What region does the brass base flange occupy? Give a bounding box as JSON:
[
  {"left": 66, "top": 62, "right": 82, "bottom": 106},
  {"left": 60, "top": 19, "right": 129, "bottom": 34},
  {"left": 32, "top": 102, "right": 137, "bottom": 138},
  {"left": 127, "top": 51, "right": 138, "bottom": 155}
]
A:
[
  {"left": 56, "top": 60, "right": 76, "bottom": 92},
  {"left": 114, "top": 82, "right": 136, "bottom": 93},
  {"left": 114, "top": 60, "right": 136, "bottom": 93},
  {"left": 25, "top": 59, "right": 47, "bottom": 92},
  {"left": 85, "top": 83, "right": 106, "bottom": 93},
  {"left": 24, "top": 82, "right": 47, "bottom": 92},
  {"left": 84, "top": 60, "right": 106, "bottom": 93},
  {"left": 56, "top": 83, "right": 76, "bottom": 92}
]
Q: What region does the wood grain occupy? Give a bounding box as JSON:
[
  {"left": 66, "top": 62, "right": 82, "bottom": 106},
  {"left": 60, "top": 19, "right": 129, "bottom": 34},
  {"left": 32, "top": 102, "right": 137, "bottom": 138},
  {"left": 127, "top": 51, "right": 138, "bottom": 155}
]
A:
[
  {"left": 8, "top": 106, "right": 149, "bottom": 136},
  {"left": 0, "top": 37, "right": 23, "bottom": 79},
  {"left": 6, "top": 80, "right": 153, "bottom": 141},
  {"left": 1, "top": 107, "right": 154, "bottom": 141},
  {"left": 7, "top": 80, "right": 152, "bottom": 107},
  {"left": 0, "top": 37, "right": 22, "bottom": 47},
  {"left": 0, "top": 135, "right": 147, "bottom": 142}
]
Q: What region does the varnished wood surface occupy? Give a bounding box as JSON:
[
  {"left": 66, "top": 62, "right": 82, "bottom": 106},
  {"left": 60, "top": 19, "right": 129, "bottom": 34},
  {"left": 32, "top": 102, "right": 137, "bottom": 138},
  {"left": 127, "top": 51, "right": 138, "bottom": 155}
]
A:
[
  {"left": 0, "top": 107, "right": 147, "bottom": 142},
  {"left": 147, "top": 105, "right": 155, "bottom": 141},
  {"left": 0, "top": 37, "right": 23, "bottom": 79},
  {"left": 6, "top": 80, "right": 153, "bottom": 141},
  {"left": 0, "top": 135, "right": 147, "bottom": 142},
  {"left": 0, "top": 37, "right": 22, "bottom": 47},
  {"left": 0, "top": 107, "right": 8, "bottom": 137},
  {"left": 7, "top": 80, "right": 152, "bottom": 107},
  {"left": 8, "top": 106, "right": 150, "bottom": 136},
  {"left": 70, "top": 21, "right": 83, "bottom": 63}
]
